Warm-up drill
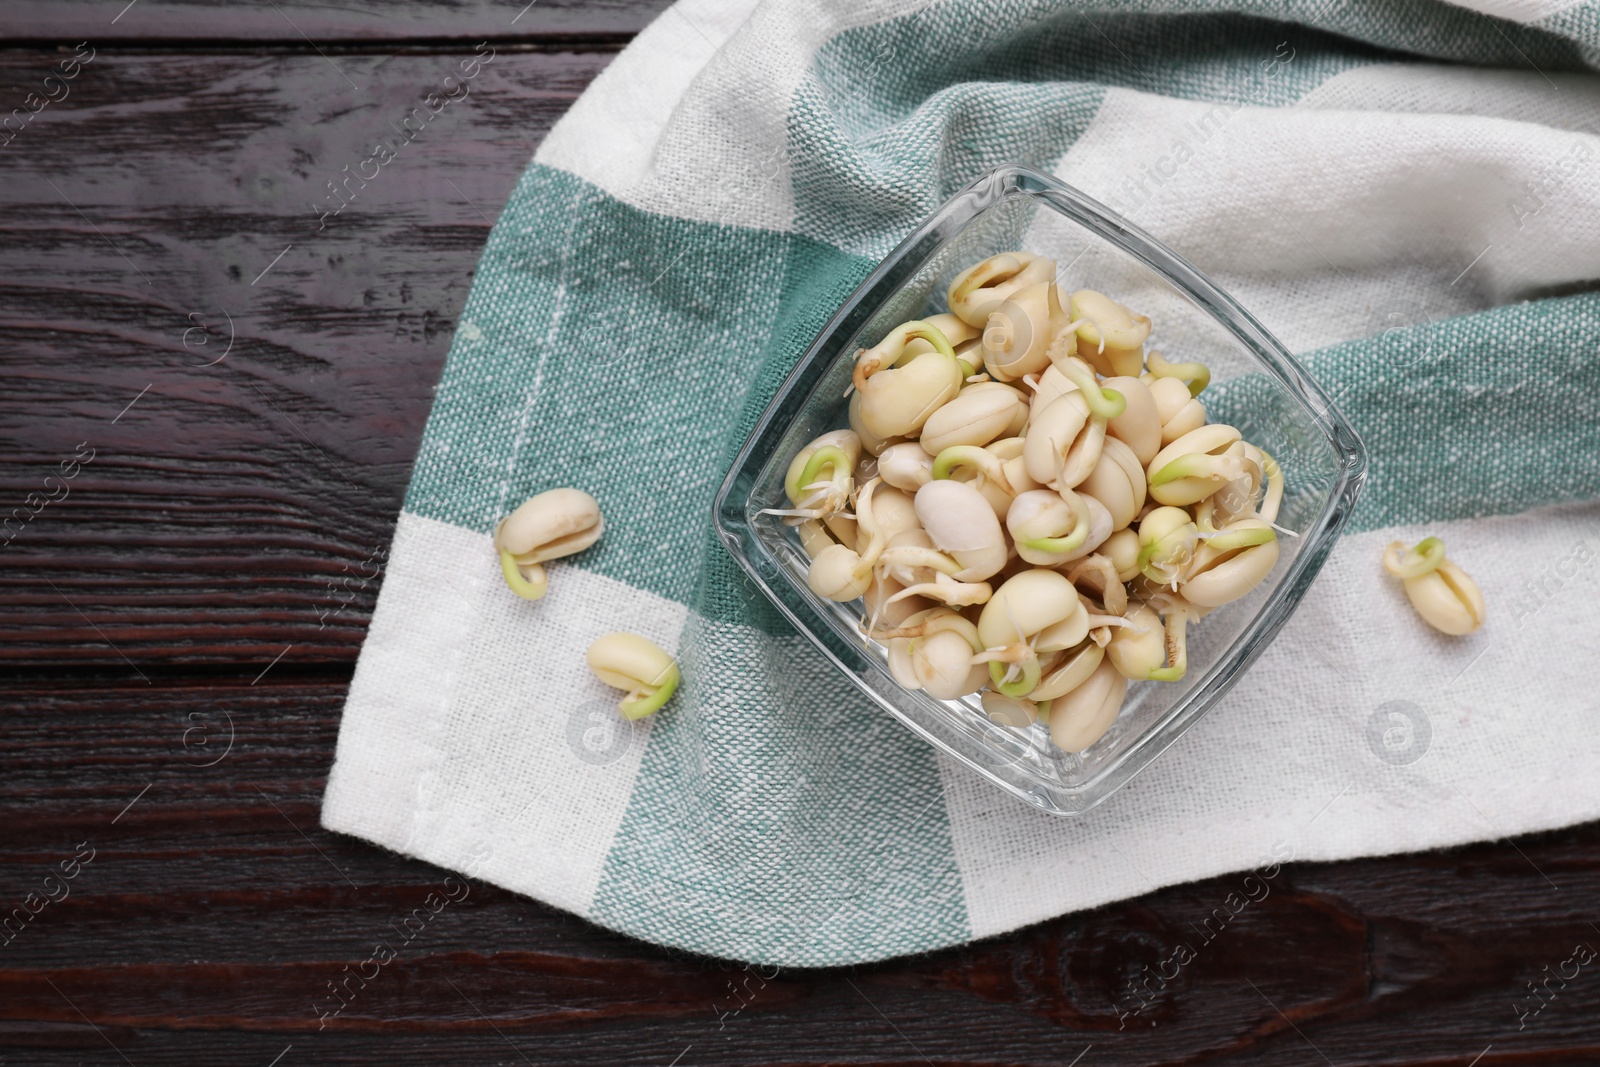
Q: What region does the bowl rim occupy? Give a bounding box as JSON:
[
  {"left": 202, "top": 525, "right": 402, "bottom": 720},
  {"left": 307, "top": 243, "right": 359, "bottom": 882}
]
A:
[{"left": 712, "top": 160, "right": 1368, "bottom": 815}]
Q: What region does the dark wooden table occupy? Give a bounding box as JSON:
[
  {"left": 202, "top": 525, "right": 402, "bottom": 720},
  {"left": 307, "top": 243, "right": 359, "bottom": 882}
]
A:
[{"left": 3, "top": 4, "right": 1597, "bottom": 1064}]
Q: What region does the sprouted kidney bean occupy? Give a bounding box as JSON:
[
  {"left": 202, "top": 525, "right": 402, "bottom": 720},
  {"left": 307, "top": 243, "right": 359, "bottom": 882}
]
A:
[
  {"left": 494, "top": 488, "right": 604, "bottom": 601},
  {"left": 1383, "top": 537, "right": 1485, "bottom": 636}
]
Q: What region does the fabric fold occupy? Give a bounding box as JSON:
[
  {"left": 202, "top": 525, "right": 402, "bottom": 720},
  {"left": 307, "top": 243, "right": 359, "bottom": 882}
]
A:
[{"left": 324, "top": 0, "right": 1600, "bottom": 966}]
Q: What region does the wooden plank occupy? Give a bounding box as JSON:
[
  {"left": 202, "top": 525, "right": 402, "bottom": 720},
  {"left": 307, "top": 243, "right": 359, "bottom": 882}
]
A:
[
  {"left": 2, "top": 0, "right": 671, "bottom": 44},
  {"left": 0, "top": 47, "right": 613, "bottom": 667},
  {"left": 2, "top": 676, "right": 1599, "bottom": 1065}
]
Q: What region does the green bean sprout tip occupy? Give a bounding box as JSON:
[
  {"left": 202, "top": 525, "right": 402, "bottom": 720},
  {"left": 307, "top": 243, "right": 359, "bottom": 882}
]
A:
[{"left": 498, "top": 548, "right": 547, "bottom": 601}]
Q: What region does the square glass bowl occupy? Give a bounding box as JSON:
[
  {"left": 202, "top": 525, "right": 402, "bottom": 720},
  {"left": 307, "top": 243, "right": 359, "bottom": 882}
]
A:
[{"left": 712, "top": 163, "right": 1366, "bottom": 815}]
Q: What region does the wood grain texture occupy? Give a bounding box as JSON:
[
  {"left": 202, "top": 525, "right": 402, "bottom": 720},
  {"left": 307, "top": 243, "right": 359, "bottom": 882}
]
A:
[
  {"left": 0, "top": 46, "right": 613, "bottom": 668},
  {"left": 2, "top": 677, "right": 1599, "bottom": 1066},
  {"left": 1, "top": 0, "right": 671, "bottom": 44}
]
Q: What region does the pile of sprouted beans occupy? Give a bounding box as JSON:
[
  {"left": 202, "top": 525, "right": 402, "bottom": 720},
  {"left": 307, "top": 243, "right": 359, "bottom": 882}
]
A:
[
  {"left": 766, "top": 250, "right": 1293, "bottom": 753},
  {"left": 484, "top": 253, "right": 1488, "bottom": 733}
]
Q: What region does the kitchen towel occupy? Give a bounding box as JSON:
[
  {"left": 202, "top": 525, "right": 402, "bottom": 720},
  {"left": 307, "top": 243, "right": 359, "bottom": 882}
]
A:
[{"left": 322, "top": 0, "right": 1600, "bottom": 966}]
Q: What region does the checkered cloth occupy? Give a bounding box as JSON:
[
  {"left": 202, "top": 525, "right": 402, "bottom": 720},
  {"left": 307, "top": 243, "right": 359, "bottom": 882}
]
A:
[{"left": 323, "top": 0, "right": 1600, "bottom": 965}]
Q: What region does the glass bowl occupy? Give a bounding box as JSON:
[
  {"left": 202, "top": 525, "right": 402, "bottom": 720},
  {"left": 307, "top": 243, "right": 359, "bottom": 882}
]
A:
[{"left": 712, "top": 162, "right": 1366, "bottom": 816}]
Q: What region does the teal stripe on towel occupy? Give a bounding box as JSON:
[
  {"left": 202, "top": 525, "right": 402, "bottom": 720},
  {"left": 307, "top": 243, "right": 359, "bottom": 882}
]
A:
[{"left": 589, "top": 623, "right": 969, "bottom": 967}]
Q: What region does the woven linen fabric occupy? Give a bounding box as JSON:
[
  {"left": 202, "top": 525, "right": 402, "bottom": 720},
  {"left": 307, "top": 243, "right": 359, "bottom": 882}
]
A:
[{"left": 322, "top": 0, "right": 1600, "bottom": 966}]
